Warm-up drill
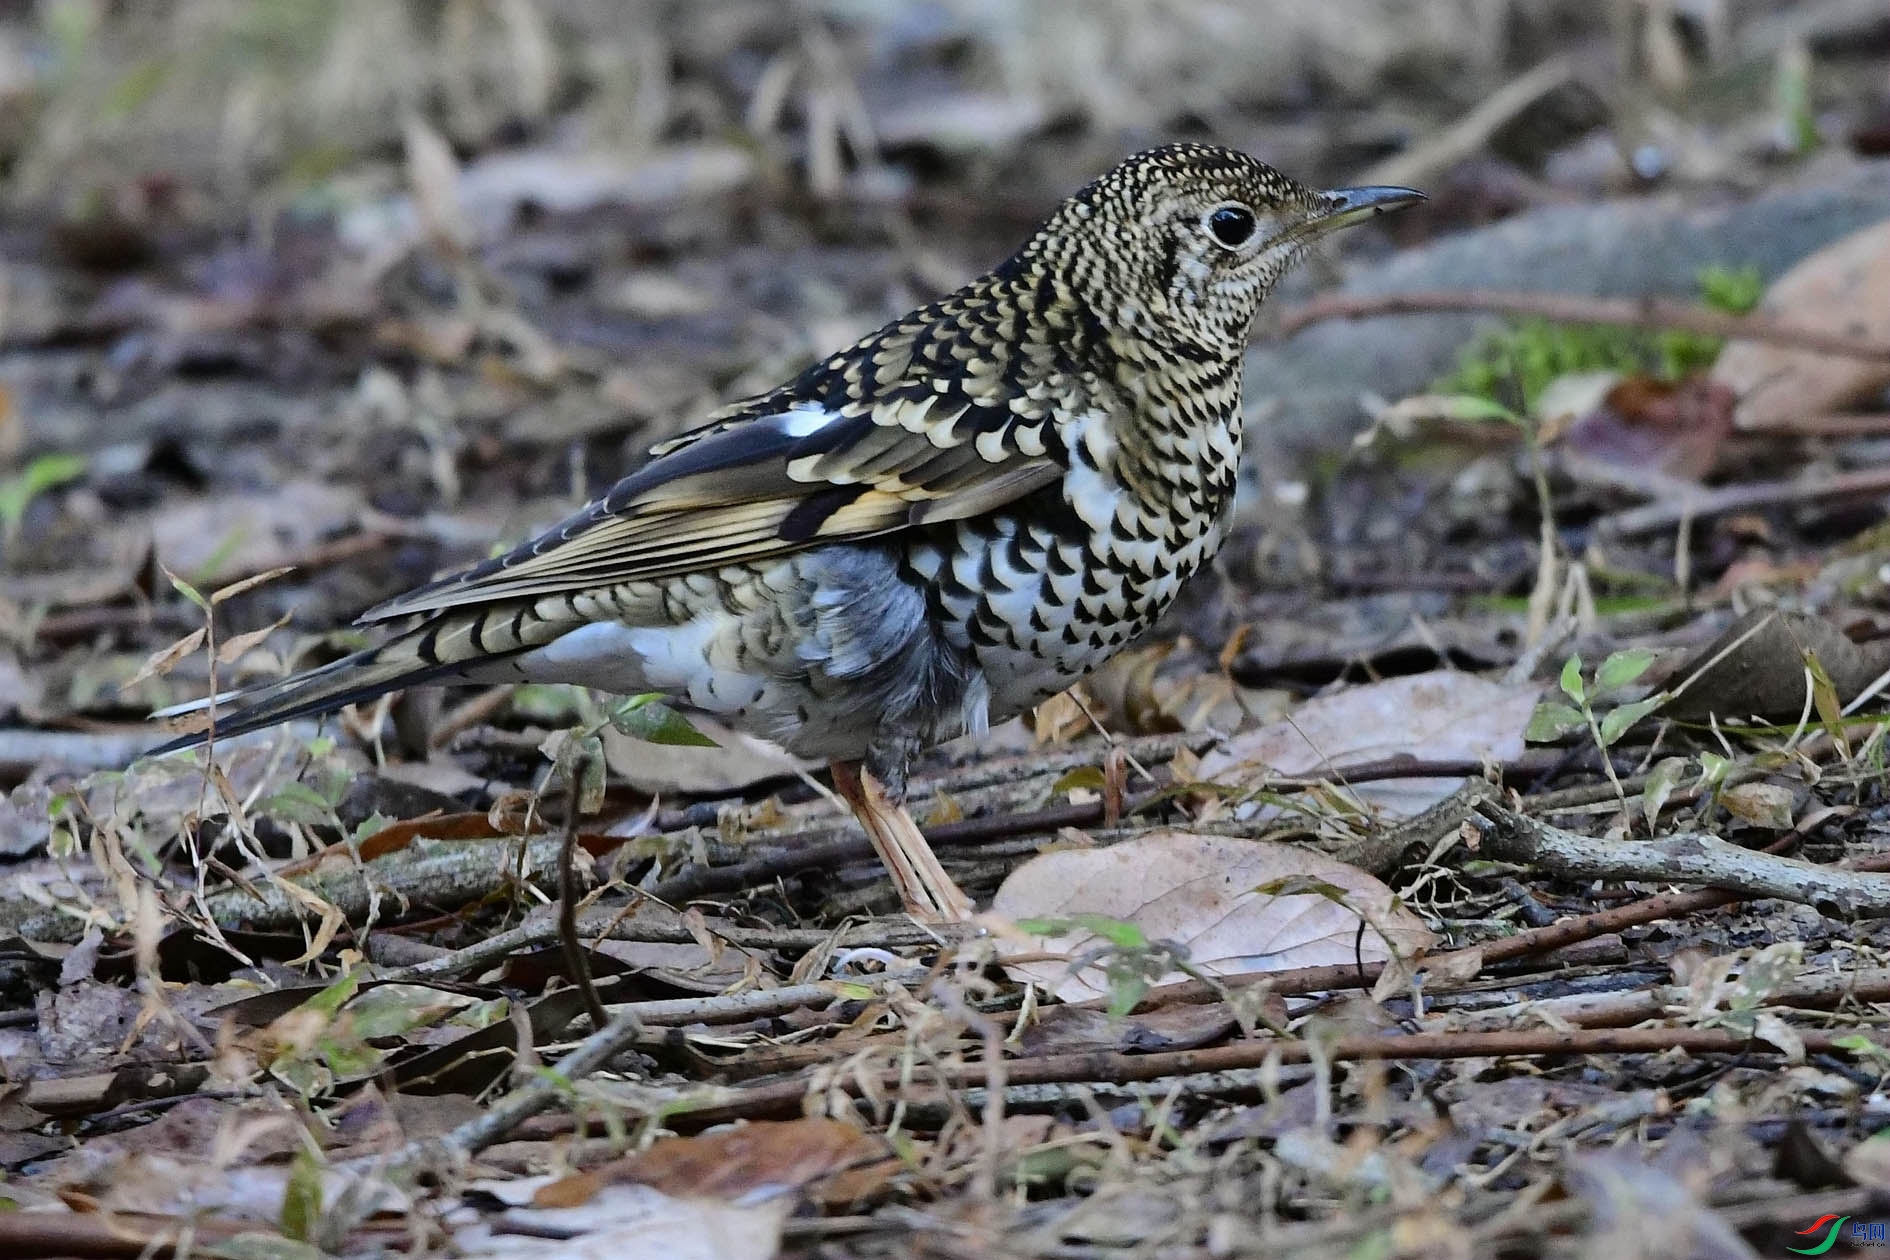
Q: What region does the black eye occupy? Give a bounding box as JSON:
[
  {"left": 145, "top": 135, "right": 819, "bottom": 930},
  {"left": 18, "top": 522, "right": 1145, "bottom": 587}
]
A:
[{"left": 1208, "top": 204, "right": 1256, "bottom": 247}]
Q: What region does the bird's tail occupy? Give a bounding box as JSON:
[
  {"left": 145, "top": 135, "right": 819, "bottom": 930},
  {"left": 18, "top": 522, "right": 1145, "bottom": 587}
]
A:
[{"left": 148, "top": 604, "right": 560, "bottom": 756}]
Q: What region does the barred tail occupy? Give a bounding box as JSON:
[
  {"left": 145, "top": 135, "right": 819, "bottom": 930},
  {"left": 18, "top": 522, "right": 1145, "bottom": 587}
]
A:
[{"left": 147, "top": 603, "right": 568, "bottom": 755}]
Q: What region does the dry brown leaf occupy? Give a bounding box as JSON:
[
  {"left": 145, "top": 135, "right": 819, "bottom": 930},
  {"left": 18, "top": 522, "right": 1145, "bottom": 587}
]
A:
[
  {"left": 1713, "top": 217, "right": 1890, "bottom": 429},
  {"left": 1196, "top": 671, "right": 1538, "bottom": 818},
  {"left": 535, "top": 1118, "right": 880, "bottom": 1207},
  {"left": 1720, "top": 782, "right": 1796, "bottom": 830},
  {"left": 587, "top": 903, "right": 772, "bottom": 994},
  {"left": 121, "top": 627, "right": 205, "bottom": 690},
  {"left": 215, "top": 613, "right": 291, "bottom": 665},
  {"left": 992, "top": 830, "right": 1435, "bottom": 1002}
]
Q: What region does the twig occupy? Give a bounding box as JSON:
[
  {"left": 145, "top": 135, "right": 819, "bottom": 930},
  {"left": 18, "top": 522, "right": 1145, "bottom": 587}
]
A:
[
  {"left": 1267, "top": 288, "right": 1890, "bottom": 361},
  {"left": 558, "top": 760, "right": 609, "bottom": 1031},
  {"left": 348, "top": 1003, "right": 651, "bottom": 1172},
  {"left": 429, "top": 685, "right": 516, "bottom": 748},
  {"left": 1594, "top": 465, "right": 1890, "bottom": 538},
  {"left": 649, "top": 753, "right": 1602, "bottom": 905},
  {"left": 672, "top": 1025, "right": 1888, "bottom": 1129},
  {"left": 1359, "top": 57, "right": 1575, "bottom": 189},
  {"left": 1470, "top": 799, "right": 1890, "bottom": 915},
  {"left": 606, "top": 970, "right": 928, "bottom": 1027}
]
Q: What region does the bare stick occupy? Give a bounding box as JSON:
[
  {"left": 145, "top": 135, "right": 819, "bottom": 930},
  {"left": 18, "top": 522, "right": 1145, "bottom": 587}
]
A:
[
  {"left": 1470, "top": 799, "right": 1890, "bottom": 916},
  {"left": 1594, "top": 465, "right": 1890, "bottom": 538},
  {"left": 558, "top": 763, "right": 609, "bottom": 1032}
]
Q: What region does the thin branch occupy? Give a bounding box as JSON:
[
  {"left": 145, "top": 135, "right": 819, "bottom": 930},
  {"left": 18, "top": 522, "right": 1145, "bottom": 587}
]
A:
[
  {"left": 1471, "top": 798, "right": 1890, "bottom": 915},
  {"left": 1267, "top": 288, "right": 1890, "bottom": 361},
  {"left": 672, "top": 1024, "right": 1888, "bottom": 1129},
  {"left": 558, "top": 762, "right": 609, "bottom": 1032},
  {"left": 1594, "top": 464, "right": 1890, "bottom": 538}
]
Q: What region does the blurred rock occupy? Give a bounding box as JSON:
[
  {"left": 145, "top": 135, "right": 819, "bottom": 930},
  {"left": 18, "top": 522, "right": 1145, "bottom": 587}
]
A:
[{"left": 1245, "top": 159, "right": 1890, "bottom": 468}]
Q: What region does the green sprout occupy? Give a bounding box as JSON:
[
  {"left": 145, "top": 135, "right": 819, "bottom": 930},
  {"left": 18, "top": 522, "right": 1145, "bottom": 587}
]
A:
[
  {"left": 0, "top": 452, "right": 88, "bottom": 550},
  {"left": 1528, "top": 649, "right": 1670, "bottom": 805}
]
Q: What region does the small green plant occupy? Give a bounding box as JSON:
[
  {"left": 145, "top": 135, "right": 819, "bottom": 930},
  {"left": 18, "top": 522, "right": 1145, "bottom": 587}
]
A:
[
  {"left": 1528, "top": 649, "right": 1670, "bottom": 803},
  {"left": 1437, "top": 264, "right": 1764, "bottom": 412},
  {"left": 0, "top": 452, "right": 87, "bottom": 550},
  {"left": 1015, "top": 914, "right": 1191, "bottom": 1017}
]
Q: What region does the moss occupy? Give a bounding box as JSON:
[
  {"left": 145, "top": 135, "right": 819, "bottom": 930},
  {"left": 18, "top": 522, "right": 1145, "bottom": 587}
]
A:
[{"left": 1437, "top": 264, "right": 1763, "bottom": 412}]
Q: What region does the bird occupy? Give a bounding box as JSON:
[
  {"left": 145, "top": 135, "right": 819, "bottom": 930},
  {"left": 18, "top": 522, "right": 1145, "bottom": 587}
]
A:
[{"left": 153, "top": 143, "right": 1422, "bottom": 922}]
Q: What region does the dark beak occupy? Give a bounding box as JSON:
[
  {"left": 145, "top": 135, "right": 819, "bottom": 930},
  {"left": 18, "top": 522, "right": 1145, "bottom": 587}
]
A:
[{"left": 1309, "top": 185, "right": 1426, "bottom": 232}]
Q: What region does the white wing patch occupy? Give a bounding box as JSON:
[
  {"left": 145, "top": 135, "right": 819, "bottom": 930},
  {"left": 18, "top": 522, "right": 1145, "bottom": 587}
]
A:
[{"left": 777, "top": 404, "right": 841, "bottom": 438}]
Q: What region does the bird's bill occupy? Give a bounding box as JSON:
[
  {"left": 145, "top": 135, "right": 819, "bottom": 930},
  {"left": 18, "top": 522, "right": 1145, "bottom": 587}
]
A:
[{"left": 1307, "top": 184, "right": 1427, "bottom": 233}]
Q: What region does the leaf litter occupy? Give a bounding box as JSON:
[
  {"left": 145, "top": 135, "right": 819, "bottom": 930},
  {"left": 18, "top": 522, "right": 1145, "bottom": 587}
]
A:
[{"left": 1, "top": 3, "right": 1890, "bottom": 1258}]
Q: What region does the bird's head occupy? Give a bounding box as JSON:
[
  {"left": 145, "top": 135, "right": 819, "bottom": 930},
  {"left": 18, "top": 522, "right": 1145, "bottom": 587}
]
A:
[{"left": 1030, "top": 143, "right": 1422, "bottom": 358}]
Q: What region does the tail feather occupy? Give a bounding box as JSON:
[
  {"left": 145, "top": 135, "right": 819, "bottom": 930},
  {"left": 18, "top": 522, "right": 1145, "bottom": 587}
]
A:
[{"left": 146, "top": 603, "right": 567, "bottom": 756}]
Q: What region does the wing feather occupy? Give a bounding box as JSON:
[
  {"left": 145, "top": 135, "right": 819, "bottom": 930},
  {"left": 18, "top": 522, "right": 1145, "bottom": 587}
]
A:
[{"left": 361, "top": 386, "right": 1065, "bottom": 623}]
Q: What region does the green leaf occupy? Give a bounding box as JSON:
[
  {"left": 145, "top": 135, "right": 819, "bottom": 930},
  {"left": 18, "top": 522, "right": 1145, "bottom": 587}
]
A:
[
  {"left": 299, "top": 974, "right": 360, "bottom": 1019},
  {"left": 1833, "top": 1033, "right": 1890, "bottom": 1065},
  {"left": 1015, "top": 914, "right": 1146, "bottom": 950},
  {"left": 1598, "top": 693, "right": 1667, "bottom": 747},
  {"left": 1697, "top": 751, "right": 1732, "bottom": 788},
  {"left": 260, "top": 782, "right": 337, "bottom": 827},
  {"left": 1104, "top": 971, "right": 1148, "bottom": 1019},
  {"left": 346, "top": 984, "right": 462, "bottom": 1040},
  {"left": 1424, "top": 393, "right": 1525, "bottom": 426},
  {"left": 0, "top": 452, "right": 88, "bottom": 539},
  {"left": 1559, "top": 654, "right": 1585, "bottom": 704},
  {"left": 1525, "top": 701, "right": 1585, "bottom": 743},
  {"left": 165, "top": 567, "right": 210, "bottom": 612},
  {"left": 1073, "top": 913, "right": 1146, "bottom": 949},
  {"left": 1803, "top": 648, "right": 1851, "bottom": 758},
  {"left": 1052, "top": 766, "right": 1108, "bottom": 794},
  {"left": 609, "top": 694, "right": 718, "bottom": 747},
  {"left": 278, "top": 1146, "right": 324, "bottom": 1243},
  {"left": 1642, "top": 756, "right": 1689, "bottom": 829},
  {"left": 351, "top": 813, "right": 390, "bottom": 843},
  {"left": 1594, "top": 648, "right": 1657, "bottom": 695}
]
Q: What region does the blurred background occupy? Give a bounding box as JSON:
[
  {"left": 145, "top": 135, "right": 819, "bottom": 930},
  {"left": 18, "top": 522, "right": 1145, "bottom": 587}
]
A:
[{"left": 0, "top": 0, "right": 1886, "bottom": 752}]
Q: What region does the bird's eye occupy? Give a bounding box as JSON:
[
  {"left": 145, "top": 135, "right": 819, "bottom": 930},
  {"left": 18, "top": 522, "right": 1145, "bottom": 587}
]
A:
[{"left": 1207, "top": 204, "right": 1256, "bottom": 248}]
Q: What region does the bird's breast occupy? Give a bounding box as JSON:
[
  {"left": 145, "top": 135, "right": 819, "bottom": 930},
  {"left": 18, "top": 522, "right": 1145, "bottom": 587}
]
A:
[{"left": 914, "top": 419, "right": 1236, "bottom": 721}]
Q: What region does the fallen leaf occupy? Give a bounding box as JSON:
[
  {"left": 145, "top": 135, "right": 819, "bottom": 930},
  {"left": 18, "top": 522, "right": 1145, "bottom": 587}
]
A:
[
  {"left": 587, "top": 902, "right": 774, "bottom": 994},
  {"left": 1010, "top": 1002, "right": 1237, "bottom": 1055},
  {"left": 1196, "top": 671, "right": 1538, "bottom": 818},
  {"left": 992, "top": 830, "right": 1435, "bottom": 1002},
  {"left": 1658, "top": 608, "right": 1890, "bottom": 723},
  {"left": 1714, "top": 217, "right": 1890, "bottom": 429},
  {"left": 1721, "top": 782, "right": 1796, "bottom": 830},
  {"left": 535, "top": 1118, "right": 880, "bottom": 1207},
  {"left": 599, "top": 715, "right": 807, "bottom": 795},
  {"left": 1551, "top": 374, "right": 1737, "bottom": 488},
  {"left": 459, "top": 1178, "right": 787, "bottom": 1260}
]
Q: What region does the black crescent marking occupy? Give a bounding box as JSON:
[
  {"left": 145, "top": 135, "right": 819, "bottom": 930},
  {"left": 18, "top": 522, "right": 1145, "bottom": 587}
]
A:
[{"left": 778, "top": 483, "right": 871, "bottom": 543}]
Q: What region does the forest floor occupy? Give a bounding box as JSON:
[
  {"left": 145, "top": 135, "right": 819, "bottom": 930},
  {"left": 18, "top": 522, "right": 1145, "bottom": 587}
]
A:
[{"left": 2, "top": 2, "right": 1890, "bottom": 1257}]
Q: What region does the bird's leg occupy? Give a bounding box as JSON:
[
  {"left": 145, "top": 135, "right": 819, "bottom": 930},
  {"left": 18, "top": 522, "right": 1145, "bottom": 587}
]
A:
[{"left": 830, "top": 759, "right": 974, "bottom": 923}]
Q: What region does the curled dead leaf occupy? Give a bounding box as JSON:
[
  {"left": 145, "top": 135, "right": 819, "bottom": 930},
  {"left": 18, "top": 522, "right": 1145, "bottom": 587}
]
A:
[{"left": 992, "top": 830, "right": 1434, "bottom": 1003}]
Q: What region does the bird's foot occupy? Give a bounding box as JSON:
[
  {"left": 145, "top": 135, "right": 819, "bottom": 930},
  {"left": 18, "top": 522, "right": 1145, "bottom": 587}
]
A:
[{"left": 831, "top": 760, "right": 975, "bottom": 923}]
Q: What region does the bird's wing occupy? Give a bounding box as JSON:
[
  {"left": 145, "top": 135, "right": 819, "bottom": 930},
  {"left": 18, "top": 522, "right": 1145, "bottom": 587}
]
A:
[{"left": 361, "top": 393, "right": 1065, "bottom": 622}]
